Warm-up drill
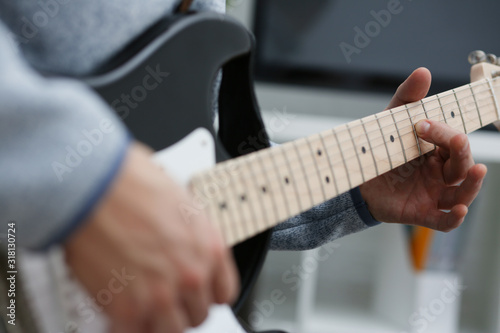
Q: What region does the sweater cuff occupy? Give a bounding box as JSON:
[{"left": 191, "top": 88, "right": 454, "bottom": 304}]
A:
[
  {"left": 39, "top": 134, "right": 132, "bottom": 250},
  {"left": 349, "top": 187, "right": 381, "bottom": 227}
]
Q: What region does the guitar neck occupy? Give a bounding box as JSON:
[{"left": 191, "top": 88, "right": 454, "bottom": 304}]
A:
[{"left": 189, "top": 77, "right": 500, "bottom": 246}]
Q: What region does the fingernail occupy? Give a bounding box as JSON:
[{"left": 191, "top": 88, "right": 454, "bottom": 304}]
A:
[{"left": 416, "top": 120, "right": 430, "bottom": 134}]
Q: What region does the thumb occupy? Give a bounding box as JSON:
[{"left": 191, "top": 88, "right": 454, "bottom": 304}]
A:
[{"left": 386, "top": 67, "right": 432, "bottom": 109}]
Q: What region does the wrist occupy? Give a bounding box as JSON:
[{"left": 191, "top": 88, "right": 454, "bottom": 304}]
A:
[{"left": 351, "top": 186, "right": 381, "bottom": 227}]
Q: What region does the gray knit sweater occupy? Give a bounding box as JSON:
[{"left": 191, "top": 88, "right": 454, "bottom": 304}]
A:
[{"left": 0, "top": 0, "right": 379, "bottom": 251}]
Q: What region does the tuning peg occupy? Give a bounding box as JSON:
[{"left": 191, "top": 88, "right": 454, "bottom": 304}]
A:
[
  {"left": 468, "top": 50, "right": 487, "bottom": 65},
  {"left": 486, "top": 53, "right": 498, "bottom": 64}
]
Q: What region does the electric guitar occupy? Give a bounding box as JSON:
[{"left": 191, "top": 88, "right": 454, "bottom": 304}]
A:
[{"left": 16, "top": 12, "right": 500, "bottom": 333}]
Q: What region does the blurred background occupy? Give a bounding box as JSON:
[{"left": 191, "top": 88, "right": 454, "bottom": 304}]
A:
[{"left": 226, "top": 1, "right": 500, "bottom": 333}]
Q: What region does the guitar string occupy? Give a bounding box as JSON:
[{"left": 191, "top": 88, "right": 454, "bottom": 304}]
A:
[
  {"left": 268, "top": 103, "right": 488, "bottom": 178},
  {"left": 202, "top": 91, "right": 497, "bottom": 226},
  {"left": 316, "top": 81, "right": 497, "bottom": 147},
  {"left": 216, "top": 79, "right": 500, "bottom": 239},
  {"left": 213, "top": 90, "right": 496, "bottom": 181},
  {"left": 243, "top": 105, "right": 489, "bottom": 193},
  {"left": 219, "top": 102, "right": 490, "bottom": 242},
  {"left": 269, "top": 79, "right": 497, "bottom": 145},
  {"left": 212, "top": 81, "right": 496, "bottom": 178},
  {"left": 213, "top": 85, "right": 500, "bottom": 239},
  {"left": 320, "top": 90, "right": 494, "bottom": 152},
  {"left": 347, "top": 79, "right": 493, "bottom": 128},
  {"left": 206, "top": 88, "right": 496, "bottom": 200}
]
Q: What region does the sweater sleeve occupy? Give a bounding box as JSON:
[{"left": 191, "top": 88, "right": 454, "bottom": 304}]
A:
[
  {"left": 270, "top": 187, "right": 381, "bottom": 251},
  {"left": 0, "top": 24, "right": 131, "bottom": 251}
]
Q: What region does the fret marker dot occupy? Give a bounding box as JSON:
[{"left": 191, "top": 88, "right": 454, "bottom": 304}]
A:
[
  {"left": 240, "top": 195, "right": 246, "bottom": 202},
  {"left": 285, "top": 177, "right": 290, "bottom": 184},
  {"left": 390, "top": 135, "right": 395, "bottom": 142},
  {"left": 220, "top": 202, "right": 227, "bottom": 210},
  {"left": 361, "top": 146, "right": 366, "bottom": 154},
  {"left": 325, "top": 176, "right": 330, "bottom": 183},
  {"left": 317, "top": 149, "right": 322, "bottom": 156},
  {"left": 451, "top": 111, "right": 455, "bottom": 118},
  {"left": 262, "top": 186, "right": 267, "bottom": 193}
]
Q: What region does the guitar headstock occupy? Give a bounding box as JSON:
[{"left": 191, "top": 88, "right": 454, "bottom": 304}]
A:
[
  {"left": 469, "top": 50, "right": 500, "bottom": 82},
  {"left": 469, "top": 50, "right": 500, "bottom": 130}
]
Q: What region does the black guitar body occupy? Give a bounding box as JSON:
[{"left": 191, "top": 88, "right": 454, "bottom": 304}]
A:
[{"left": 82, "top": 12, "right": 272, "bottom": 317}]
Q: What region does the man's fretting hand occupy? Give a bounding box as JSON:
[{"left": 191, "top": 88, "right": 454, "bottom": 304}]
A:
[
  {"left": 64, "top": 142, "right": 239, "bottom": 333},
  {"left": 360, "top": 68, "right": 487, "bottom": 232}
]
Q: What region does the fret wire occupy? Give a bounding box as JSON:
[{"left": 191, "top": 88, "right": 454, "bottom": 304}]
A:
[
  {"left": 486, "top": 78, "right": 500, "bottom": 120},
  {"left": 201, "top": 87, "right": 499, "bottom": 239},
  {"left": 379, "top": 92, "right": 490, "bottom": 146},
  {"left": 272, "top": 97, "right": 494, "bottom": 188},
  {"left": 231, "top": 163, "right": 256, "bottom": 237},
  {"left": 251, "top": 97, "right": 493, "bottom": 183},
  {"left": 383, "top": 92, "right": 492, "bottom": 140},
  {"left": 405, "top": 104, "right": 422, "bottom": 156},
  {"left": 360, "top": 118, "right": 379, "bottom": 176},
  {"left": 421, "top": 100, "right": 429, "bottom": 119},
  {"left": 329, "top": 94, "right": 492, "bottom": 164},
  {"left": 332, "top": 129, "right": 352, "bottom": 189},
  {"left": 334, "top": 113, "right": 462, "bottom": 174},
  {"left": 373, "top": 81, "right": 489, "bottom": 135},
  {"left": 336, "top": 86, "right": 491, "bottom": 149},
  {"left": 436, "top": 94, "right": 448, "bottom": 125},
  {"left": 319, "top": 132, "right": 340, "bottom": 195},
  {"left": 293, "top": 141, "right": 319, "bottom": 205},
  {"left": 263, "top": 107, "right": 490, "bottom": 193},
  {"left": 346, "top": 123, "right": 366, "bottom": 183},
  {"left": 420, "top": 100, "right": 436, "bottom": 150},
  {"left": 281, "top": 146, "right": 304, "bottom": 212},
  {"left": 194, "top": 177, "right": 228, "bottom": 241},
  {"left": 375, "top": 113, "right": 393, "bottom": 170},
  {"left": 209, "top": 171, "right": 237, "bottom": 242},
  {"left": 243, "top": 155, "right": 267, "bottom": 230},
  {"left": 390, "top": 108, "right": 408, "bottom": 163},
  {"left": 452, "top": 89, "right": 468, "bottom": 133},
  {"left": 223, "top": 168, "right": 248, "bottom": 241},
  {"left": 269, "top": 148, "right": 293, "bottom": 219},
  {"left": 350, "top": 82, "right": 491, "bottom": 143},
  {"left": 204, "top": 171, "right": 237, "bottom": 242},
  {"left": 306, "top": 137, "right": 327, "bottom": 200},
  {"left": 206, "top": 89, "right": 496, "bottom": 207},
  {"left": 209, "top": 103, "right": 495, "bottom": 237},
  {"left": 469, "top": 84, "right": 483, "bottom": 127},
  {"left": 239, "top": 159, "right": 265, "bottom": 233},
  {"left": 328, "top": 110, "right": 460, "bottom": 168},
  {"left": 256, "top": 152, "right": 279, "bottom": 225}
]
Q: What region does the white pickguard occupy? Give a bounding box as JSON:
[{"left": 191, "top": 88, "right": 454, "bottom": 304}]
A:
[
  {"left": 152, "top": 127, "right": 216, "bottom": 186},
  {"left": 20, "top": 128, "right": 248, "bottom": 333}
]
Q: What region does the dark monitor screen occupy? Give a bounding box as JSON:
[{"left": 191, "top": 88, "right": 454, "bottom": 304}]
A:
[{"left": 253, "top": 0, "right": 500, "bottom": 95}]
